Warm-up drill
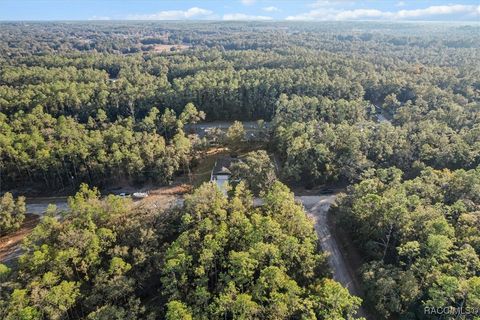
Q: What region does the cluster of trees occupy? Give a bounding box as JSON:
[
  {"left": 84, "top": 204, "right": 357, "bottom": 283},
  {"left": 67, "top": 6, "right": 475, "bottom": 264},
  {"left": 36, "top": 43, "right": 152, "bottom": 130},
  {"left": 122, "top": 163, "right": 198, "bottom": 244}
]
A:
[
  {"left": 230, "top": 150, "right": 277, "bottom": 195},
  {"left": 1, "top": 21, "right": 479, "bottom": 319},
  {"left": 3, "top": 48, "right": 476, "bottom": 123},
  {"left": 1, "top": 22, "right": 478, "bottom": 123},
  {"left": 224, "top": 121, "right": 246, "bottom": 154},
  {"left": 333, "top": 167, "right": 480, "bottom": 318},
  {"left": 0, "top": 182, "right": 362, "bottom": 319},
  {"left": 0, "top": 103, "right": 204, "bottom": 190},
  {"left": 0, "top": 184, "right": 167, "bottom": 319},
  {"left": 0, "top": 55, "right": 365, "bottom": 121},
  {"left": 0, "top": 193, "right": 25, "bottom": 236},
  {"left": 1, "top": 22, "right": 477, "bottom": 189},
  {"left": 272, "top": 93, "right": 480, "bottom": 185},
  {"left": 162, "top": 181, "right": 361, "bottom": 319}
]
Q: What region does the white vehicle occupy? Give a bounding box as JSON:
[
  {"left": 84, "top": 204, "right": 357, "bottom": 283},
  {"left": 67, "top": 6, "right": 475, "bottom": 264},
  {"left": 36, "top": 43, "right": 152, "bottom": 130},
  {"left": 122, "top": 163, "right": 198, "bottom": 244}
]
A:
[{"left": 132, "top": 192, "right": 148, "bottom": 199}]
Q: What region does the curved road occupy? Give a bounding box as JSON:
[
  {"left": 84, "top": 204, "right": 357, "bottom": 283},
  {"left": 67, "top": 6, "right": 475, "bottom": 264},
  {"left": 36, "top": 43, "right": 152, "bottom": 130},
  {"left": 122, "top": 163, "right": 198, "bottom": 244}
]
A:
[
  {"left": 26, "top": 197, "right": 69, "bottom": 216},
  {"left": 299, "top": 195, "right": 368, "bottom": 319}
]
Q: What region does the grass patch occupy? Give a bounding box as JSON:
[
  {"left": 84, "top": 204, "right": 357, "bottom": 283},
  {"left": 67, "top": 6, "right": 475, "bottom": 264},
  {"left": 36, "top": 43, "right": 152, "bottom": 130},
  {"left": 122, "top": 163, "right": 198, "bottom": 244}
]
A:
[
  {"left": 190, "top": 147, "right": 229, "bottom": 187},
  {"left": 188, "top": 142, "right": 267, "bottom": 188}
]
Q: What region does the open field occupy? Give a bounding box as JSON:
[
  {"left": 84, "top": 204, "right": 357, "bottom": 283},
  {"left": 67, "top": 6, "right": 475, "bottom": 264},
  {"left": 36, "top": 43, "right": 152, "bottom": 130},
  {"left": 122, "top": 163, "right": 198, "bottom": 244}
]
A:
[{"left": 153, "top": 44, "right": 190, "bottom": 52}]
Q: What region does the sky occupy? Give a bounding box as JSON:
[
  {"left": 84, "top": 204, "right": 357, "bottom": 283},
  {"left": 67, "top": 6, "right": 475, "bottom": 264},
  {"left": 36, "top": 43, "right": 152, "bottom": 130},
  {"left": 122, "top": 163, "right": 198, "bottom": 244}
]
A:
[{"left": 0, "top": 0, "right": 479, "bottom": 22}]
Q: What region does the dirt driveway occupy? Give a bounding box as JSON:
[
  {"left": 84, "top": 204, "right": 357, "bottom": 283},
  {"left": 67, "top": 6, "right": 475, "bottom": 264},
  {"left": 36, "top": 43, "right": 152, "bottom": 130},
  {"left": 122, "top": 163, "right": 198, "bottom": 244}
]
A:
[{"left": 298, "top": 195, "right": 368, "bottom": 319}]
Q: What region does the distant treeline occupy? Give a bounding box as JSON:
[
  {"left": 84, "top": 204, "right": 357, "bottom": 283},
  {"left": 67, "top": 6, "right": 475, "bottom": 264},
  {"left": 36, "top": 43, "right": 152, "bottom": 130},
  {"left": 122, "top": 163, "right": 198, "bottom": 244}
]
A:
[{"left": 0, "top": 21, "right": 479, "bottom": 187}]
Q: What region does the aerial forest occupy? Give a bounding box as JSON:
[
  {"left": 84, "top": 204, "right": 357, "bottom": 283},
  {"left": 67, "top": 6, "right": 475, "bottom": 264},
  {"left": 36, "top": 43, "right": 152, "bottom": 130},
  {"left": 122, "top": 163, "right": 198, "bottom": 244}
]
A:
[
  {"left": 0, "top": 21, "right": 479, "bottom": 319},
  {"left": 1, "top": 22, "right": 479, "bottom": 189}
]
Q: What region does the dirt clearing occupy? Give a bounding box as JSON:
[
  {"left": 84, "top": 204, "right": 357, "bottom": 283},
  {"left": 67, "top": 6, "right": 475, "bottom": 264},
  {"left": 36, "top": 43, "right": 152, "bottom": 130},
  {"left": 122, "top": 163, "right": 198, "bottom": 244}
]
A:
[
  {"left": 153, "top": 44, "right": 190, "bottom": 52},
  {"left": 0, "top": 214, "right": 39, "bottom": 264}
]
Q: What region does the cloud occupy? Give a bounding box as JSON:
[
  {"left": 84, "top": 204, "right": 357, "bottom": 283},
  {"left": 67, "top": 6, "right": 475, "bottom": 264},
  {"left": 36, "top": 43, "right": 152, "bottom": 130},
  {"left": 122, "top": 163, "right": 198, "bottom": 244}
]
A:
[
  {"left": 89, "top": 16, "right": 111, "bottom": 21},
  {"left": 396, "top": 1, "right": 406, "bottom": 7},
  {"left": 286, "top": 8, "right": 339, "bottom": 21},
  {"left": 223, "top": 13, "right": 273, "bottom": 21},
  {"left": 241, "top": 0, "right": 256, "bottom": 5},
  {"left": 263, "top": 6, "right": 280, "bottom": 12},
  {"left": 335, "top": 9, "right": 385, "bottom": 20},
  {"left": 127, "top": 7, "right": 213, "bottom": 20},
  {"left": 286, "top": 4, "right": 479, "bottom": 21},
  {"left": 394, "top": 5, "right": 476, "bottom": 19},
  {"left": 309, "top": 0, "right": 354, "bottom": 8}
]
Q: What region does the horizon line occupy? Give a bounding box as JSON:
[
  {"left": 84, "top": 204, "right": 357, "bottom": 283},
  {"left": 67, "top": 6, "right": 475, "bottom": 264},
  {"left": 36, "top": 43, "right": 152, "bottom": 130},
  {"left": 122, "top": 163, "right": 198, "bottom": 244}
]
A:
[{"left": 0, "top": 19, "right": 479, "bottom": 24}]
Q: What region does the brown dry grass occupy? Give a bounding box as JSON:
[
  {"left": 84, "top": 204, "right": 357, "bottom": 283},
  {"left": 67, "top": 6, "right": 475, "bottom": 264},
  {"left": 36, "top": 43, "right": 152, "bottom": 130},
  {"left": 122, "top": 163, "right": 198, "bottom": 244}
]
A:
[{"left": 133, "top": 183, "right": 190, "bottom": 212}]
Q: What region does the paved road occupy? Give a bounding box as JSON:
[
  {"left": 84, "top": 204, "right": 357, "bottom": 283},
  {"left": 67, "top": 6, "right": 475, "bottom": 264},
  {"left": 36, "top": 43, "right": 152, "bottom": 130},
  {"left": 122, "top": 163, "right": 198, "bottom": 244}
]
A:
[
  {"left": 26, "top": 197, "right": 69, "bottom": 216},
  {"left": 298, "top": 195, "right": 368, "bottom": 319},
  {"left": 1, "top": 243, "right": 23, "bottom": 265}
]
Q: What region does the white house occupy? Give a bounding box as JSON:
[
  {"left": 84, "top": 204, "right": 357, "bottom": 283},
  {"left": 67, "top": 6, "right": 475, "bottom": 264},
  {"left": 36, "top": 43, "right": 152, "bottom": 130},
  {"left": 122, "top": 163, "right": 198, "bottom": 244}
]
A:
[{"left": 210, "top": 157, "right": 237, "bottom": 195}]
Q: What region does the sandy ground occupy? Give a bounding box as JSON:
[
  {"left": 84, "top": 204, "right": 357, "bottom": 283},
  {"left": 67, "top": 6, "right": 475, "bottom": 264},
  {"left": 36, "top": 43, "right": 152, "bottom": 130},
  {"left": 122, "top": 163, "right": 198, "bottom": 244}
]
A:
[
  {"left": 0, "top": 214, "right": 39, "bottom": 265},
  {"left": 132, "top": 184, "right": 188, "bottom": 211},
  {"left": 299, "top": 195, "right": 368, "bottom": 319}
]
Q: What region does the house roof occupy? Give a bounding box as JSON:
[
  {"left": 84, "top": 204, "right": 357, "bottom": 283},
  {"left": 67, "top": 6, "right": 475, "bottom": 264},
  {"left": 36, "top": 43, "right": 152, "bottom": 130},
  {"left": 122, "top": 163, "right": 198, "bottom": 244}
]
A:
[{"left": 212, "top": 157, "right": 237, "bottom": 176}]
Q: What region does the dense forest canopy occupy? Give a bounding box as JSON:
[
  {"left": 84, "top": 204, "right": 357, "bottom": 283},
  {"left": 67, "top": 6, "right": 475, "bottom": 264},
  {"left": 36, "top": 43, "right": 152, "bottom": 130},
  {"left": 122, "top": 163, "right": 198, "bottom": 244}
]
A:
[
  {"left": 333, "top": 167, "right": 480, "bottom": 318},
  {"left": 0, "top": 21, "right": 479, "bottom": 320},
  {"left": 0, "top": 21, "right": 479, "bottom": 190},
  {"left": 0, "top": 182, "right": 363, "bottom": 319}
]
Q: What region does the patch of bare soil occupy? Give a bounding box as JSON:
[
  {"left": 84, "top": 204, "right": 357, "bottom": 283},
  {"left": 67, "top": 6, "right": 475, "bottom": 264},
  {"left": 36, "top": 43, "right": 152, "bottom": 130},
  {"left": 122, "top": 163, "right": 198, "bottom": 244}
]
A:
[
  {"left": 329, "top": 213, "right": 376, "bottom": 318},
  {"left": 153, "top": 44, "right": 190, "bottom": 52},
  {"left": 328, "top": 213, "right": 366, "bottom": 285},
  {"left": 134, "top": 184, "right": 190, "bottom": 211},
  {"left": 0, "top": 214, "right": 39, "bottom": 262}
]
